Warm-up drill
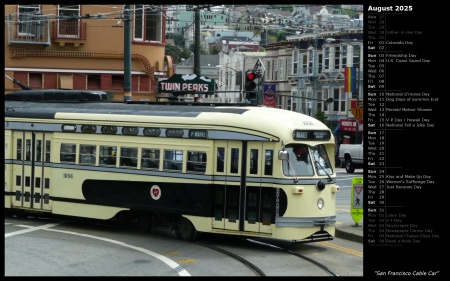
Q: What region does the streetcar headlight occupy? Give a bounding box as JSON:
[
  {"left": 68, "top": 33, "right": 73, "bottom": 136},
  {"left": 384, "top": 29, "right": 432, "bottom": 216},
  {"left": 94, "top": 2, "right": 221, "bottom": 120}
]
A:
[{"left": 317, "top": 198, "right": 324, "bottom": 209}]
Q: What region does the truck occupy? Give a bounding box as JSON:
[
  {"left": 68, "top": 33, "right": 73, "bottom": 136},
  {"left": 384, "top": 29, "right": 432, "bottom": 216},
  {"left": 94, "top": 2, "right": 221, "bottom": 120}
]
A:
[{"left": 338, "top": 141, "right": 363, "bottom": 173}]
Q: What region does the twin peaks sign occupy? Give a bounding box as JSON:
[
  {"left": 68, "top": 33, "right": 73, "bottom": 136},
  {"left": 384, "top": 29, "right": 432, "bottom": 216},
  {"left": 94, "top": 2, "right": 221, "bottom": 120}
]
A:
[{"left": 158, "top": 74, "right": 215, "bottom": 94}]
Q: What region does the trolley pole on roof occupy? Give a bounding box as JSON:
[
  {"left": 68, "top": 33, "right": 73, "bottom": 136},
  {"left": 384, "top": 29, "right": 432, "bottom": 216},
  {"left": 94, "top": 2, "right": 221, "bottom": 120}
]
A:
[{"left": 123, "top": 5, "right": 132, "bottom": 102}]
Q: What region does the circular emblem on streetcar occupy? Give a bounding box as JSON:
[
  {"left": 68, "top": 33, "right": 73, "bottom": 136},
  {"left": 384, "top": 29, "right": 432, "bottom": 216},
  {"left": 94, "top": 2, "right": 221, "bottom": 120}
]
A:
[{"left": 150, "top": 185, "right": 161, "bottom": 200}]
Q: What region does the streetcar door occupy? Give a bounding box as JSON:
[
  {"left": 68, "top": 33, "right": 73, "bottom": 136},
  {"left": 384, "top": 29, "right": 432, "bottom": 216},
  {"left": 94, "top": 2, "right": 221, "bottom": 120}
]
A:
[
  {"left": 243, "top": 142, "right": 273, "bottom": 234},
  {"left": 12, "top": 131, "right": 53, "bottom": 211},
  {"left": 212, "top": 140, "right": 242, "bottom": 231}
]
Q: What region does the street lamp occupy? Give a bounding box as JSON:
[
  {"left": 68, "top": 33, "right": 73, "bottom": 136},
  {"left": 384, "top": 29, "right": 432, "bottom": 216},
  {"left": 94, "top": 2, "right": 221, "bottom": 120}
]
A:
[{"left": 216, "top": 65, "right": 242, "bottom": 102}]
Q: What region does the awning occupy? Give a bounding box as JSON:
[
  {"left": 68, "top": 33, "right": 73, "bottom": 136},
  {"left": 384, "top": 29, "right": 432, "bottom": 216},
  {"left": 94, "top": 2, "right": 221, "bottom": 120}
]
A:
[{"left": 333, "top": 126, "right": 340, "bottom": 134}]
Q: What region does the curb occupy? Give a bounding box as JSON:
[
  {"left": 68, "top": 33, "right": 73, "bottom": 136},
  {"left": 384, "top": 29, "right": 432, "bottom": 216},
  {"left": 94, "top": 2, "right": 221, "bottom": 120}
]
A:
[{"left": 335, "top": 227, "right": 364, "bottom": 244}]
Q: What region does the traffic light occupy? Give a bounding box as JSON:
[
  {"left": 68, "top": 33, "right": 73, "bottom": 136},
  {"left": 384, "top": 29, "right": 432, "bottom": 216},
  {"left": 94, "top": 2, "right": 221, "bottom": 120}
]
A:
[{"left": 245, "top": 70, "right": 257, "bottom": 92}]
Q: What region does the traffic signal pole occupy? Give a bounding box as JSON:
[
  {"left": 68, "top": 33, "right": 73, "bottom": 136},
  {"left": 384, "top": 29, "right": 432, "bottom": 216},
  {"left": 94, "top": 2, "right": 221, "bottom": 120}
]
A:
[
  {"left": 123, "top": 5, "right": 132, "bottom": 102},
  {"left": 194, "top": 7, "right": 200, "bottom": 77}
]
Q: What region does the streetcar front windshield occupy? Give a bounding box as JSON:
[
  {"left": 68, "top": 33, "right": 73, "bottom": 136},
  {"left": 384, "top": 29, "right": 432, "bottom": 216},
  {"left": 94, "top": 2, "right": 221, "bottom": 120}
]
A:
[
  {"left": 310, "top": 145, "right": 333, "bottom": 176},
  {"left": 282, "top": 144, "right": 314, "bottom": 176},
  {"left": 282, "top": 144, "right": 333, "bottom": 177}
]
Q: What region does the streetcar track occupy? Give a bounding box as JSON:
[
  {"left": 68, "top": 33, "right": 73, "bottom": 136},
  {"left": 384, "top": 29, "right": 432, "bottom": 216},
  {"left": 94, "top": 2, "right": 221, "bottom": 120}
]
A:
[
  {"left": 194, "top": 238, "right": 342, "bottom": 277},
  {"left": 246, "top": 239, "right": 340, "bottom": 277},
  {"left": 193, "top": 241, "right": 266, "bottom": 276}
]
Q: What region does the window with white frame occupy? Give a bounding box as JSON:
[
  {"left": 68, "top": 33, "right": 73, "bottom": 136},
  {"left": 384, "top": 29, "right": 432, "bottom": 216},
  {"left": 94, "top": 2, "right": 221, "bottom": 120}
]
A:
[
  {"left": 340, "top": 89, "right": 346, "bottom": 113},
  {"left": 293, "top": 50, "right": 298, "bottom": 75},
  {"left": 58, "top": 5, "right": 80, "bottom": 38},
  {"left": 273, "top": 60, "right": 278, "bottom": 80},
  {"left": 308, "top": 49, "right": 314, "bottom": 75},
  {"left": 341, "top": 45, "right": 347, "bottom": 69},
  {"left": 324, "top": 47, "right": 330, "bottom": 71},
  {"left": 317, "top": 90, "right": 324, "bottom": 112},
  {"left": 353, "top": 44, "right": 361, "bottom": 70},
  {"left": 332, "top": 88, "right": 340, "bottom": 113},
  {"left": 332, "top": 88, "right": 347, "bottom": 113},
  {"left": 279, "top": 58, "right": 286, "bottom": 80},
  {"left": 18, "top": 5, "right": 40, "bottom": 36},
  {"left": 334, "top": 45, "right": 340, "bottom": 70},
  {"left": 302, "top": 54, "right": 307, "bottom": 75},
  {"left": 134, "top": 4, "right": 162, "bottom": 42},
  {"left": 318, "top": 53, "right": 323, "bottom": 74}
]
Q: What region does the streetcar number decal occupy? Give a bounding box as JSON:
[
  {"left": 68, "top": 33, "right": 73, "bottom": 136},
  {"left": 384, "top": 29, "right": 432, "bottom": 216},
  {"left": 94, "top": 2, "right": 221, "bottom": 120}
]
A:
[{"left": 150, "top": 185, "right": 161, "bottom": 200}]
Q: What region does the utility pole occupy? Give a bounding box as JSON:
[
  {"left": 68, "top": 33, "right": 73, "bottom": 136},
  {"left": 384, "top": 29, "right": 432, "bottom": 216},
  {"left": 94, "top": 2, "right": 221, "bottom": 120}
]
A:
[
  {"left": 194, "top": 6, "right": 200, "bottom": 77},
  {"left": 123, "top": 5, "right": 132, "bottom": 101}
]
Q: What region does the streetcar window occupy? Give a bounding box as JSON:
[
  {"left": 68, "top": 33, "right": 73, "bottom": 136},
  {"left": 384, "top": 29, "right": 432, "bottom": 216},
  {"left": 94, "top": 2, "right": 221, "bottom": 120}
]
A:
[
  {"left": 25, "top": 139, "right": 31, "bottom": 161},
  {"left": 81, "top": 125, "right": 97, "bottom": 134},
  {"left": 141, "top": 148, "right": 160, "bottom": 169},
  {"left": 249, "top": 149, "right": 258, "bottom": 174},
  {"left": 120, "top": 147, "right": 138, "bottom": 168},
  {"left": 16, "top": 138, "right": 22, "bottom": 160},
  {"left": 230, "top": 148, "right": 239, "bottom": 174},
  {"left": 45, "top": 140, "right": 51, "bottom": 162},
  {"left": 282, "top": 145, "right": 314, "bottom": 176},
  {"left": 100, "top": 145, "right": 117, "bottom": 166},
  {"left": 101, "top": 126, "right": 117, "bottom": 135},
  {"left": 143, "top": 128, "right": 161, "bottom": 137},
  {"left": 122, "top": 127, "right": 139, "bottom": 136},
  {"left": 164, "top": 149, "right": 183, "bottom": 170},
  {"left": 60, "top": 143, "right": 76, "bottom": 163},
  {"left": 216, "top": 147, "right": 225, "bottom": 173},
  {"left": 187, "top": 151, "right": 207, "bottom": 173},
  {"left": 79, "top": 144, "right": 96, "bottom": 165},
  {"left": 311, "top": 145, "right": 333, "bottom": 176},
  {"left": 36, "top": 140, "right": 42, "bottom": 162},
  {"left": 264, "top": 150, "right": 273, "bottom": 176}
]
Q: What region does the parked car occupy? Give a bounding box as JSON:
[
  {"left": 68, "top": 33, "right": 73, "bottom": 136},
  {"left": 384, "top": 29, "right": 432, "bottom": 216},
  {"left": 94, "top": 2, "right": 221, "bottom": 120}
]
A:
[{"left": 338, "top": 141, "right": 363, "bottom": 173}]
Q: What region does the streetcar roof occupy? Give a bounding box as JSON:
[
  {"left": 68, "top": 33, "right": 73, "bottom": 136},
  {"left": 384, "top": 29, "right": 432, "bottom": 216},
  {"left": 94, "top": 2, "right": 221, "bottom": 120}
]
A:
[{"left": 5, "top": 100, "right": 332, "bottom": 142}]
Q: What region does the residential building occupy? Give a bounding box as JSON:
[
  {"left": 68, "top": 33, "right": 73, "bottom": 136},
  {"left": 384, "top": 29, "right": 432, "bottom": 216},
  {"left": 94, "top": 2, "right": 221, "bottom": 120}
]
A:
[{"left": 4, "top": 4, "right": 170, "bottom": 102}]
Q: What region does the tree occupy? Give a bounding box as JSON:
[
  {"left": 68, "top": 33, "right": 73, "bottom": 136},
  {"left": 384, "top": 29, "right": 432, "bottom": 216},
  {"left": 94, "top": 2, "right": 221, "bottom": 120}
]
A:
[
  {"left": 166, "top": 33, "right": 185, "bottom": 47},
  {"left": 314, "top": 109, "right": 327, "bottom": 123},
  {"left": 276, "top": 30, "right": 287, "bottom": 42},
  {"left": 165, "top": 45, "right": 192, "bottom": 64},
  {"left": 211, "top": 45, "right": 220, "bottom": 55}
]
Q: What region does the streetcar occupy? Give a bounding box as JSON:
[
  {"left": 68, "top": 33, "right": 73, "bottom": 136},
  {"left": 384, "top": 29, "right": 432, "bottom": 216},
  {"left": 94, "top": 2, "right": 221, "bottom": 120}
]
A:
[{"left": 4, "top": 89, "right": 339, "bottom": 242}]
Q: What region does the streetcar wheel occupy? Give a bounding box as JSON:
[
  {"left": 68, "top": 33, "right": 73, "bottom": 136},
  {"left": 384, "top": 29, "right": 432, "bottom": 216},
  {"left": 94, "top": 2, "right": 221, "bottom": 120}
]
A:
[
  {"left": 345, "top": 158, "right": 355, "bottom": 173},
  {"left": 5, "top": 209, "right": 13, "bottom": 217},
  {"left": 137, "top": 212, "right": 153, "bottom": 232},
  {"left": 13, "top": 210, "right": 27, "bottom": 218},
  {"left": 177, "top": 217, "right": 197, "bottom": 241}
]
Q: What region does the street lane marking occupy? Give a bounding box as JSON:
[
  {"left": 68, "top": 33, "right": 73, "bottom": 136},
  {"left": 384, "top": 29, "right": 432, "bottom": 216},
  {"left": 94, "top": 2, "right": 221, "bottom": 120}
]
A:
[
  {"left": 318, "top": 241, "right": 363, "bottom": 258},
  {"left": 5, "top": 222, "right": 190, "bottom": 276},
  {"left": 5, "top": 223, "right": 62, "bottom": 237}
]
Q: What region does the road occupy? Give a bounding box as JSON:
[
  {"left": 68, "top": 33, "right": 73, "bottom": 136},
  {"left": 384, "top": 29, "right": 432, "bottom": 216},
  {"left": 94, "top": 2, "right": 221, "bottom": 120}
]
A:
[{"left": 5, "top": 169, "right": 363, "bottom": 276}]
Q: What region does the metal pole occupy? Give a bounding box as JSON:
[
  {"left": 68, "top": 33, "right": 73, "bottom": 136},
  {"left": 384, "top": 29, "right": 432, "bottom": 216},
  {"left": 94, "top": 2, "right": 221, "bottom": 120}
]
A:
[
  {"left": 194, "top": 7, "right": 201, "bottom": 77},
  {"left": 242, "top": 55, "right": 246, "bottom": 102},
  {"left": 123, "top": 5, "right": 132, "bottom": 102},
  {"left": 355, "top": 67, "right": 359, "bottom": 144}
]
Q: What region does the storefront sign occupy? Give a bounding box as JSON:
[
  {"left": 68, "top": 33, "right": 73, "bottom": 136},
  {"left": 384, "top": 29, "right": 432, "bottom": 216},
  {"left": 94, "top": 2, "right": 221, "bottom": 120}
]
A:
[
  {"left": 158, "top": 74, "right": 215, "bottom": 93},
  {"left": 340, "top": 119, "right": 364, "bottom": 132}
]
